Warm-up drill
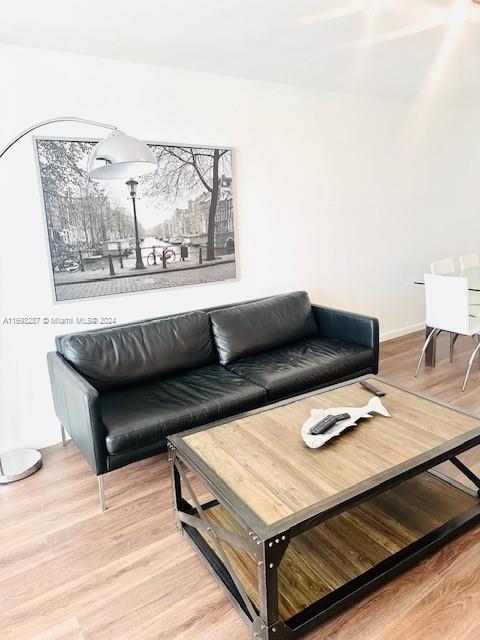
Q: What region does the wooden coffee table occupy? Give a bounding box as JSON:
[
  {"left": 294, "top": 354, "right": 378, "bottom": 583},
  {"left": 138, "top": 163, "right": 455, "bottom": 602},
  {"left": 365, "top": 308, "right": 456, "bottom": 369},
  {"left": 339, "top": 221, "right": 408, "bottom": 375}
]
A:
[{"left": 167, "top": 376, "right": 480, "bottom": 640}]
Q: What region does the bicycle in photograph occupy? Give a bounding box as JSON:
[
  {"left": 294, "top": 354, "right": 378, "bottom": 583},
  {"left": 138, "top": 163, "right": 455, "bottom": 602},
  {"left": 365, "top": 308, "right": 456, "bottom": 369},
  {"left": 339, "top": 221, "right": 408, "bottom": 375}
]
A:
[
  {"left": 52, "top": 254, "right": 81, "bottom": 273},
  {"left": 146, "top": 246, "right": 176, "bottom": 267}
]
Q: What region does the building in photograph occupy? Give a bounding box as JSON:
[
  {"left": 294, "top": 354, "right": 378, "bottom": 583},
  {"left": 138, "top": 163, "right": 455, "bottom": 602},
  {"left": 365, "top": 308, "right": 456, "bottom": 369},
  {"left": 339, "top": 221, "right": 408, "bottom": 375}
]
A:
[{"left": 156, "top": 175, "right": 234, "bottom": 250}]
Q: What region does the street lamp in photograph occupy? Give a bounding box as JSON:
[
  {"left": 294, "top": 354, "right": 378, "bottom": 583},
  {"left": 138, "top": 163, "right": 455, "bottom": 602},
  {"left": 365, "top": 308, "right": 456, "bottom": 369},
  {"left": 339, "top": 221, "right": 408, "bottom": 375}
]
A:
[{"left": 126, "top": 178, "right": 145, "bottom": 270}]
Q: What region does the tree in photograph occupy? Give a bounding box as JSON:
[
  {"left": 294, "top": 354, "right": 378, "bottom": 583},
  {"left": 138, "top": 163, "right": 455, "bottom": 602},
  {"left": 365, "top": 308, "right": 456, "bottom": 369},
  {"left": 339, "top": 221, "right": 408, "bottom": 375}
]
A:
[
  {"left": 144, "top": 146, "right": 230, "bottom": 260},
  {"left": 36, "top": 139, "right": 94, "bottom": 196},
  {"left": 37, "top": 140, "right": 139, "bottom": 251}
]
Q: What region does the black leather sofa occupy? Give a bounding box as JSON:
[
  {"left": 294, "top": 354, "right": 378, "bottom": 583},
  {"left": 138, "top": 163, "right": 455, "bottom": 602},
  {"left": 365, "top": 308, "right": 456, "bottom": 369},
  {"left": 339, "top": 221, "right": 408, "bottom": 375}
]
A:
[{"left": 47, "top": 291, "right": 378, "bottom": 507}]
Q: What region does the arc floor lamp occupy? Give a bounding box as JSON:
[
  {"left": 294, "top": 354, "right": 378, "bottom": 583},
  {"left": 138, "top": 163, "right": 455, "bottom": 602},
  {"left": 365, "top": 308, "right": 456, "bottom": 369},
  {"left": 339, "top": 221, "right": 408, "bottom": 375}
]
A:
[{"left": 0, "top": 116, "right": 157, "bottom": 484}]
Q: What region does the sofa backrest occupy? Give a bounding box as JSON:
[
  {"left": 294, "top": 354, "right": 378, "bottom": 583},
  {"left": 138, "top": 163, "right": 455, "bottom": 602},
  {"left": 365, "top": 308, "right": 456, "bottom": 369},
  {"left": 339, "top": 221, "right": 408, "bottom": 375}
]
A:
[
  {"left": 56, "top": 311, "right": 215, "bottom": 390},
  {"left": 209, "top": 291, "right": 317, "bottom": 365}
]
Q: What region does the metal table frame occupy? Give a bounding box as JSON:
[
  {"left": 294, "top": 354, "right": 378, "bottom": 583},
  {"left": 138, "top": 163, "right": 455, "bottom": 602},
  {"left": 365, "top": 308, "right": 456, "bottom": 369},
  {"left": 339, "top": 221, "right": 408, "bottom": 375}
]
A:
[{"left": 167, "top": 376, "right": 480, "bottom": 640}]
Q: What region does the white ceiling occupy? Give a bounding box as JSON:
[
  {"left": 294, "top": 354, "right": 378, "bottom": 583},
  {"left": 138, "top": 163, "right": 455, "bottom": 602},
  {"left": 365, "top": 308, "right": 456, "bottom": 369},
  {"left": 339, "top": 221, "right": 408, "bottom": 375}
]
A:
[{"left": 1, "top": 0, "right": 480, "bottom": 106}]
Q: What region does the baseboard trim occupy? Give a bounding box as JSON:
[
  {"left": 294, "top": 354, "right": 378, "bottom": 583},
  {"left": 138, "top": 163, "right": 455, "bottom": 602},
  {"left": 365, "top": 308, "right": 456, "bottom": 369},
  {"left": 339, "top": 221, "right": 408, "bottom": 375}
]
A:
[{"left": 380, "top": 322, "right": 425, "bottom": 343}]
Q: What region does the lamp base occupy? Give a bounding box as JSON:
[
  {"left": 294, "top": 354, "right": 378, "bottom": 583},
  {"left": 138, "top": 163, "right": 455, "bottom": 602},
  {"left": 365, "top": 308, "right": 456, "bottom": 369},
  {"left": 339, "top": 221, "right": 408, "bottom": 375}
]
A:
[{"left": 0, "top": 448, "right": 43, "bottom": 484}]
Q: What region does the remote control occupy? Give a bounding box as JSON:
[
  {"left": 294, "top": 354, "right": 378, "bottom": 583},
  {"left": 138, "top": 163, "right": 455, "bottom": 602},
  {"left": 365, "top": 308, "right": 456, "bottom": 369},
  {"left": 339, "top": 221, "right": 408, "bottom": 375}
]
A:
[
  {"left": 359, "top": 381, "right": 386, "bottom": 397},
  {"left": 310, "top": 413, "right": 351, "bottom": 435}
]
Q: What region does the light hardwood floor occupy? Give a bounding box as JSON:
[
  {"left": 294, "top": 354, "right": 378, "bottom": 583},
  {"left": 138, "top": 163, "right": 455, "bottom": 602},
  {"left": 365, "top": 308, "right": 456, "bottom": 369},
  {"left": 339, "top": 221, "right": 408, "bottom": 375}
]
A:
[{"left": 1, "top": 330, "right": 480, "bottom": 640}]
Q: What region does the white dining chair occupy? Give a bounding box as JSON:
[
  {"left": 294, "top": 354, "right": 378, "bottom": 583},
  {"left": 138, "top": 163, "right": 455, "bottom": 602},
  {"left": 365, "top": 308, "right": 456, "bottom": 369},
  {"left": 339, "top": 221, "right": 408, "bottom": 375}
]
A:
[
  {"left": 415, "top": 274, "right": 480, "bottom": 389},
  {"left": 429, "top": 259, "right": 458, "bottom": 357},
  {"left": 459, "top": 252, "right": 480, "bottom": 271},
  {"left": 458, "top": 253, "right": 480, "bottom": 315},
  {"left": 430, "top": 258, "right": 455, "bottom": 275}
]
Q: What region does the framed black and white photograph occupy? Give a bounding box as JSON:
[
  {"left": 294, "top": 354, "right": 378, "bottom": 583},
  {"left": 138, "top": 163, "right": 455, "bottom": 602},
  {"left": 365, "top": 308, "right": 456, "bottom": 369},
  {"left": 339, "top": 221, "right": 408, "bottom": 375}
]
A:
[{"left": 34, "top": 138, "right": 236, "bottom": 302}]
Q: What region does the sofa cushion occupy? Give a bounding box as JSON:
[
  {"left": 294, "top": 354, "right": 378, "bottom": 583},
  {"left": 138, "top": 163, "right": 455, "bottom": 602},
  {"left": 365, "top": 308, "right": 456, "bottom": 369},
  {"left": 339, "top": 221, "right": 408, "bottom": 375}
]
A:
[
  {"left": 56, "top": 311, "right": 215, "bottom": 390},
  {"left": 209, "top": 291, "right": 317, "bottom": 365},
  {"left": 226, "top": 336, "right": 375, "bottom": 400},
  {"left": 100, "top": 365, "right": 267, "bottom": 455}
]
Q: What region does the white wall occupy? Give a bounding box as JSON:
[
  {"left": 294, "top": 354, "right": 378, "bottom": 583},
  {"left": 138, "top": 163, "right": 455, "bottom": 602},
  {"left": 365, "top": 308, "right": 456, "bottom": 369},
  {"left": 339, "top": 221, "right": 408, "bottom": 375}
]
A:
[{"left": 1, "top": 43, "right": 480, "bottom": 449}]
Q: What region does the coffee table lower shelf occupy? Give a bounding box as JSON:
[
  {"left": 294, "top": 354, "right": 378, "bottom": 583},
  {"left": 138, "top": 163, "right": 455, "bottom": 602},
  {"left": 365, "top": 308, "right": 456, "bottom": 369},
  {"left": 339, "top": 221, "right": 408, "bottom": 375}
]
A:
[{"left": 179, "top": 471, "right": 480, "bottom": 639}]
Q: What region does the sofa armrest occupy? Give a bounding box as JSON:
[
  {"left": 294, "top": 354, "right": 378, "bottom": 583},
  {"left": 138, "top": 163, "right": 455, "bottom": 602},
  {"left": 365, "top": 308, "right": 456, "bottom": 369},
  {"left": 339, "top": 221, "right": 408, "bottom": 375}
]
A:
[
  {"left": 47, "top": 351, "right": 107, "bottom": 475},
  {"left": 311, "top": 304, "right": 379, "bottom": 372}
]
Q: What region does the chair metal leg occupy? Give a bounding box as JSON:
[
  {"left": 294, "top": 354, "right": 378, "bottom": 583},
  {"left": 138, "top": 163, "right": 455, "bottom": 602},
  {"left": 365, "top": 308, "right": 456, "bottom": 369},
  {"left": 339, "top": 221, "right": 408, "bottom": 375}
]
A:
[
  {"left": 415, "top": 329, "right": 437, "bottom": 377},
  {"left": 425, "top": 326, "right": 437, "bottom": 367},
  {"left": 98, "top": 475, "right": 106, "bottom": 512},
  {"left": 449, "top": 333, "right": 457, "bottom": 363},
  {"left": 60, "top": 424, "right": 67, "bottom": 447},
  {"left": 462, "top": 340, "right": 480, "bottom": 392}
]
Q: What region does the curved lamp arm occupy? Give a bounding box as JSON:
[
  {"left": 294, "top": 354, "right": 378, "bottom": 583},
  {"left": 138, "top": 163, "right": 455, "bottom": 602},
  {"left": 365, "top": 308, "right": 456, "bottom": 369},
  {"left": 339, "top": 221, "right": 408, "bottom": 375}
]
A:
[{"left": 0, "top": 117, "right": 117, "bottom": 159}]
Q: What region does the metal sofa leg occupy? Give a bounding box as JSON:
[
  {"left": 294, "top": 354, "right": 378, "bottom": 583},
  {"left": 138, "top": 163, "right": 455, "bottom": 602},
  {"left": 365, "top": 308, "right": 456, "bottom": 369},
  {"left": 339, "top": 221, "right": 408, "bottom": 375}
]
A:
[
  {"left": 60, "top": 424, "right": 67, "bottom": 447},
  {"left": 462, "top": 340, "right": 480, "bottom": 392},
  {"left": 415, "top": 329, "right": 437, "bottom": 377},
  {"left": 98, "top": 475, "right": 107, "bottom": 512}
]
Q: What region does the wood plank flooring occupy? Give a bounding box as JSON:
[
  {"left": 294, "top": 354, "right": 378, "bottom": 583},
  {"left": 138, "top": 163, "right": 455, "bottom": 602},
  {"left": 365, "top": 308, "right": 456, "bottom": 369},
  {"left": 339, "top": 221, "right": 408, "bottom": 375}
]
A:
[{"left": 1, "top": 329, "right": 480, "bottom": 639}]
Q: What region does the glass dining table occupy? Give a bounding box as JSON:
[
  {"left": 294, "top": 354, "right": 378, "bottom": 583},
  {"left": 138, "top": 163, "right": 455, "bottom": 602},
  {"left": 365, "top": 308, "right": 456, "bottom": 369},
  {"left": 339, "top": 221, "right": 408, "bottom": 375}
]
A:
[
  {"left": 415, "top": 267, "right": 480, "bottom": 292},
  {"left": 414, "top": 267, "right": 480, "bottom": 366}
]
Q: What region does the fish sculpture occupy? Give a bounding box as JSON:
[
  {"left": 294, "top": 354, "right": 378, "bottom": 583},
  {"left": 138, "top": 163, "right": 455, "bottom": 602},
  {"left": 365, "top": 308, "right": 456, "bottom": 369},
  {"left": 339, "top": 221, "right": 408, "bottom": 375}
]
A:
[{"left": 301, "top": 396, "right": 391, "bottom": 449}]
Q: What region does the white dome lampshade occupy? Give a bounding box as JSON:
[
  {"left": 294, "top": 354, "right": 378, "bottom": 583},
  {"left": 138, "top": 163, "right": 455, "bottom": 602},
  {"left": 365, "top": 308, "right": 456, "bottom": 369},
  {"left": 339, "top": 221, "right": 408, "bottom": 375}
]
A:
[{"left": 87, "top": 130, "right": 157, "bottom": 180}]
